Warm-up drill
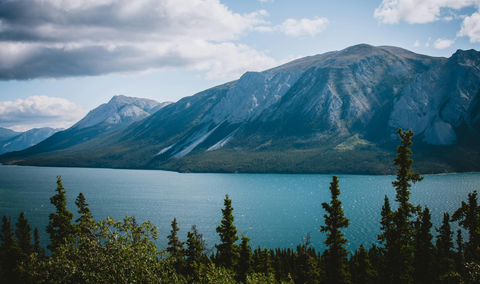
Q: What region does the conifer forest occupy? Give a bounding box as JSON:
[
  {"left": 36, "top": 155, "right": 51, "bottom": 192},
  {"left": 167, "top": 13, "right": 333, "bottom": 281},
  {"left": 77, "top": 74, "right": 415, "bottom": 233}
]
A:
[{"left": 1, "top": 129, "right": 480, "bottom": 283}]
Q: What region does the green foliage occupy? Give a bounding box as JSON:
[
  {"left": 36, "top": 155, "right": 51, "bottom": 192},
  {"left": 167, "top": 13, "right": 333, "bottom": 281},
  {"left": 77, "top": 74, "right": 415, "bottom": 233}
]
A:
[
  {"left": 216, "top": 194, "right": 239, "bottom": 270},
  {"left": 320, "top": 175, "right": 351, "bottom": 284},
  {"left": 167, "top": 217, "right": 186, "bottom": 273},
  {"left": 26, "top": 216, "right": 167, "bottom": 283},
  {"left": 238, "top": 233, "right": 253, "bottom": 283},
  {"left": 452, "top": 190, "right": 480, "bottom": 263},
  {"left": 380, "top": 128, "right": 423, "bottom": 284},
  {"left": 46, "top": 175, "right": 75, "bottom": 254},
  {"left": 413, "top": 206, "right": 435, "bottom": 284},
  {"left": 350, "top": 245, "right": 378, "bottom": 284}
]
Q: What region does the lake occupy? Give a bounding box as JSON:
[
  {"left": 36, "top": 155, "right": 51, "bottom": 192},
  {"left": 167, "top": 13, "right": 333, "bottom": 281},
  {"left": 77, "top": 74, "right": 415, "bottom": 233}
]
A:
[{"left": 0, "top": 165, "right": 477, "bottom": 253}]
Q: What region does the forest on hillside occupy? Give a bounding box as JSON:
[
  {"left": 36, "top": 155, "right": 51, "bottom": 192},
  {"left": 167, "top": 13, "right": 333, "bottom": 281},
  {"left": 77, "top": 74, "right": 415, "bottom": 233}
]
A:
[{"left": 1, "top": 129, "right": 479, "bottom": 283}]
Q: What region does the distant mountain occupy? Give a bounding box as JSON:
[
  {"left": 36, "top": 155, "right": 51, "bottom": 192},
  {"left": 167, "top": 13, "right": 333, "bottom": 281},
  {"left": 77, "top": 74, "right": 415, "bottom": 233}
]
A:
[
  {"left": 0, "top": 127, "right": 20, "bottom": 142},
  {"left": 73, "top": 95, "right": 171, "bottom": 130},
  {"left": 0, "top": 128, "right": 61, "bottom": 154},
  {"left": 0, "top": 95, "right": 171, "bottom": 158},
  {"left": 1, "top": 44, "right": 479, "bottom": 174}
]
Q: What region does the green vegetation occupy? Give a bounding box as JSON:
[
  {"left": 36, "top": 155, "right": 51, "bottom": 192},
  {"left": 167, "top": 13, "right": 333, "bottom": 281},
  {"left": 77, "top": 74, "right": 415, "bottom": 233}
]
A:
[{"left": 1, "top": 128, "right": 480, "bottom": 283}]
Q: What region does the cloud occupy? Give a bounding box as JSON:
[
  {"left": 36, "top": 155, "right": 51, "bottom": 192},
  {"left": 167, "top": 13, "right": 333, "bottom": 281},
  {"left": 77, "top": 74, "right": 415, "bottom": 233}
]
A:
[
  {"left": 258, "top": 0, "right": 274, "bottom": 2},
  {"left": 374, "top": 0, "right": 479, "bottom": 24},
  {"left": 413, "top": 40, "right": 420, "bottom": 47},
  {"left": 0, "top": 0, "right": 276, "bottom": 80},
  {"left": 0, "top": 96, "right": 88, "bottom": 131},
  {"left": 434, "top": 38, "right": 455, "bottom": 49},
  {"left": 425, "top": 38, "right": 431, "bottom": 47},
  {"left": 458, "top": 11, "right": 480, "bottom": 42},
  {"left": 255, "top": 17, "right": 329, "bottom": 37}
]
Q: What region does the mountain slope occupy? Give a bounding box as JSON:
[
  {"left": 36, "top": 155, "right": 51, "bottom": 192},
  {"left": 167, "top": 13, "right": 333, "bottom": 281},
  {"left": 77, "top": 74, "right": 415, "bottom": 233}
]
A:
[
  {"left": 0, "top": 128, "right": 62, "bottom": 154},
  {"left": 1, "top": 44, "right": 479, "bottom": 174},
  {"left": 0, "top": 127, "right": 20, "bottom": 142}
]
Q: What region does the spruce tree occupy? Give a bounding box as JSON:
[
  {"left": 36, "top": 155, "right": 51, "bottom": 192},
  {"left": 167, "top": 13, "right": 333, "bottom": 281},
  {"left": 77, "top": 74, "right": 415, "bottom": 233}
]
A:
[
  {"left": 435, "top": 212, "right": 457, "bottom": 281},
  {"left": 386, "top": 128, "right": 423, "bottom": 284},
  {"left": 33, "top": 227, "right": 46, "bottom": 260},
  {"left": 185, "top": 228, "right": 203, "bottom": 280},
  {"left": 15, "top": 212, "right": 33, "bottom": 257},
  {"left": 46, "top": 176, "right": 75, "bottom": 254},
  {"left": 452, "top": 190, "right": 480, "bottom": 263},
  {"left": 166, "top": 217, "right": 185, "bottom": 273},
  {"left": 0, "top": 215, "right": 22, "bottom": 283},
  {"left": 320, "top": 175, "right": 350, "bottom": 284},
  {"left": 351, "top": 245, "right": 377, "bottom": 284},
  {"left": 413, "top": 206, "right": 435, "bottom": 284},
  {"left": 237, "top": 233, "right": 253, "bottom": 283},
  {"left": 75, "top": 192, "right": 93, "bottom": 224},
  {"left": 216, "top": 194, "right": 239, "bottom": 270}
]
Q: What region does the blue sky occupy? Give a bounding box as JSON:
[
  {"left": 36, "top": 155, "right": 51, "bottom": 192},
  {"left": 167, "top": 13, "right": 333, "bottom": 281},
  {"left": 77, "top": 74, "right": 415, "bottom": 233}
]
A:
[{"left": 0, "top": 0, "right": 479, "bottom": 131}]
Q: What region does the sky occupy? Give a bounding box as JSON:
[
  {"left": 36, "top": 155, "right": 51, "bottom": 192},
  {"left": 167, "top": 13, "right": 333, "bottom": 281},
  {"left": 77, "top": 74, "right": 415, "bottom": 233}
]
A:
[{"left": 0, "top": 0, "right": 479, "bottom": 131}]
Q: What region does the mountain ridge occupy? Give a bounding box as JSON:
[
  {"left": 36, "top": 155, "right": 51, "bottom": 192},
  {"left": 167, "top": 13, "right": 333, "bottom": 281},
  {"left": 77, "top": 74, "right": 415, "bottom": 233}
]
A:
[{"left": 1, "top": 44, "right": 479, "bottom": 174}]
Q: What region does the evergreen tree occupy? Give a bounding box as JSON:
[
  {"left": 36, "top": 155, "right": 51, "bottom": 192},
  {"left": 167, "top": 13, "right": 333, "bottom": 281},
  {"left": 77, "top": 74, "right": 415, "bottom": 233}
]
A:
[
  {"left": 435, "top": 212, "right": 457, "bottom": 282},
  {"left": 237, "top": 233, "right": 253, "bottom": 283},
  {"left": 452, "top": 190, "right": 480, "bottom": 263},
  {"left": 385, "top": 128, "right": 423, "bottom": 284},
  {"left": 15, "top": 212, "right": 33, "bottom": 257},
  {"left": 33, "top": 227, "right": 46, "bottom": 260},
  {"left": 75, "top": 192, "right": 93, "bottom": 225},
  {"left": 436, "top": 213, "right": 454, "bottom": 259},
  {"left": 166, "top": 217, "right": 185, "bottom": 273},
  {"left": 46, "top": 176, "right": 75, "bottom": 254},
  {"left": 320, "top": 175, "right": 350, "bottom": 284},
  {"left": 216, "top": 194, "right": 239, "bottom": 270},
  {"left": 185, "top": 225, "right": 204, "bottom": 281},
  {"left": 351, "top": 245, "right": 377, "bottom": 284},
  {"left": 0, "top": 215, "right": 23, "bottom": 283},
  {"left": 413, "top": 206, "right": 435, "bottom": 284}
]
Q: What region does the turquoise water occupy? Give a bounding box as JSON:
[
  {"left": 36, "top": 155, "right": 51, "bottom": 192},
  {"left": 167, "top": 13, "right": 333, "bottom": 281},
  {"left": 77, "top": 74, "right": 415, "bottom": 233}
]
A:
[{"left": 0, "top": 165, "right": 478, "bottom": 253}]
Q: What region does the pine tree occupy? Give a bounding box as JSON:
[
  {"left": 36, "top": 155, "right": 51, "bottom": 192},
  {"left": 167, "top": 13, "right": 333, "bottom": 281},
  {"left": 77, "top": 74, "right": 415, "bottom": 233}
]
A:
[
  {"left": 33, "top": 227, "right": 46, "bottom": 260},
  {"left": 237, "top": 233, "right": 253, "bottom": 283},
  {"left": 15, "top": 212, "right": 33, "bottom": 257},
  {"left": 351, "top": 245, "right": 377, "bottom": 284},
  {"left": 320, "top": 175, "right": 350, "bottom": 284},
  {"left": 413, "top": 206, "right": 435, "bottom": 284},
  {"left": 435, "top": 212, "right": 457, "bottom": 281},
  {"left": 75, "top": 192, "right": 93, "bottom": 225},
  {"left": 452, "top": 190, "right": 480, "bottom": 263},
  {"left": 46, "top": 176, "right": 75, "bottom": 254},
  {"left": 436, "top": 213, "right": 454, "bottom": 259},
  {"left": 385, "top": 128, "right": 423, "bottom": 284},
  {"left": 0, "top": 215, "right": 23, "bottom": 283},
  {"left": 166, "top": 217, "right": 185, "bottom": 273},
  {"left": 185, "top": 225, "right": 204, "bottom": 281},
  {"left": 216, "top": 194, "right": 239, "bottom": 270}
]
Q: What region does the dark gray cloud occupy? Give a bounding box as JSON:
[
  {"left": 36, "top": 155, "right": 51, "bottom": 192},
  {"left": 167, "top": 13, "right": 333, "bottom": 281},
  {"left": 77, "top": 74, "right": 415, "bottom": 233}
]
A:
[{"left": 0, "top": 0, "right": 277, "bottom": 80}]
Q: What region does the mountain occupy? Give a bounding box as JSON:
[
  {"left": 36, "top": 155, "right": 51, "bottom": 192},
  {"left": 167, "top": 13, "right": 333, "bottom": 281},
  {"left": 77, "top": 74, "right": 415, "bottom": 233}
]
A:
[
  {"left": 0, "top": 95, "right": 171, "bottom": 158},
  {"left": 0, "top": 127, "right": 62, "bottom": 154},
  {"left": 72, "top": 95, "right": 171, "bottom": 130},
  {"left": 0, "top": 127, "right": 20, "bottom": 142},
  {"left": 1, "top": 44, "right": 480, "bottom": 174}
]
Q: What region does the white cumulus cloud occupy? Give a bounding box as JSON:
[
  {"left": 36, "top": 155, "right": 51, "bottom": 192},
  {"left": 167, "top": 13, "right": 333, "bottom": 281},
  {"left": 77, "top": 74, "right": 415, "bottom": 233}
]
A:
[
  {"left": 413, "top": 40, "right": 420, "bottom": 47},
  {"left": 255, "top": 17, "right": 329, "bottom": 37},
  {"left": 374, "top": 0, "right": 480, "bottom": 24},
  {"left": 458, "top": 11, "right": 480, "bottom": 42},
  {"left": 434, "top": 38, "right": 455, "bottom": 49},
  {"left": 0, "top": 96, "right": 88, "bottom": 131}
]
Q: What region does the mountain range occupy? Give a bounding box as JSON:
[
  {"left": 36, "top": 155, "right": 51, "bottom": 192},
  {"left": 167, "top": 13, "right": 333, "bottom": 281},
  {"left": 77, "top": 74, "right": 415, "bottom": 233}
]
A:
[
  {"left": 1, "top": 44, "right": 479, "bottom": 174},
  {"left": 0, "top": 127, "right": 62, "bottom": 155}
]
